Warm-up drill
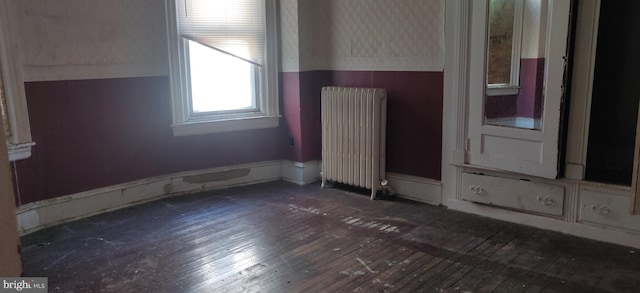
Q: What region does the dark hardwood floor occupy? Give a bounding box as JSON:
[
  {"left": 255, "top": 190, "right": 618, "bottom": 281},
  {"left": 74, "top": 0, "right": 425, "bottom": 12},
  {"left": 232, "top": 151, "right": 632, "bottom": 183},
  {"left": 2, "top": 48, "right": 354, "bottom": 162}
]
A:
[{"left": 21, "top": 181, "right": 640, "bottom": 292}]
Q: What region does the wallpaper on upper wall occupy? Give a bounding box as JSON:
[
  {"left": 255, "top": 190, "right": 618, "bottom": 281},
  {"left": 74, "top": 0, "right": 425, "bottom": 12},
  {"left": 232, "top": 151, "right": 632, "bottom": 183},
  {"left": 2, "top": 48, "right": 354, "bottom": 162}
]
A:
[
  {"left": 281, "top": 0, "right": 445, "bottom": 72},
  {"left": 522, "top": 0, "right": 548, "bottom": 59},
  {"left": 12, "top": 0, "right": 168, "bottom": 81},
  {"left": 279, "top": 0, "right": 300, "bottom": 71}
]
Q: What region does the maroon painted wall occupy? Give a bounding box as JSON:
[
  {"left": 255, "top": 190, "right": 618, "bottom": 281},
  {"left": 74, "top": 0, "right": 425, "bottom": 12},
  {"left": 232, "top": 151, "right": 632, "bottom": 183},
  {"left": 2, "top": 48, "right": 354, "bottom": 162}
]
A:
[
  {"left": 483, "top": 58, "right": 545, "bottom": 119},
  {"left": 281, "top": 72, "right": 303, "bottom": 161},
  {"left": 485, "top": 95, "right": 517, "bottom": 119},
  {"left": 516, "top": 58, "right": 545, "bottom": 118},
  {"left": 282, "top": 70, "right": 443, "bottom": 180},
  {"left": 13, "top": 77, "right": 289, "bottom": 205},
  {"left": 280, "top": 71, "right": 332, "bottom": 163},
  {"left": 15, "top": 69, "right": 443, "bottom": 205}
]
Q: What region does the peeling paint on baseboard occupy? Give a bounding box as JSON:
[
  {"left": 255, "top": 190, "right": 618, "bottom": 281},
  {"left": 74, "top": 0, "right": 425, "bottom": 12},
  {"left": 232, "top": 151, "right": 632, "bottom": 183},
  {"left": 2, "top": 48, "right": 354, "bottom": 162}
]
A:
[
  {"left": 184, "top": 168, "right": 251, "bottom": 183},
  {"left": 16, "top": 161, "right": 284, "bottom": 235}
]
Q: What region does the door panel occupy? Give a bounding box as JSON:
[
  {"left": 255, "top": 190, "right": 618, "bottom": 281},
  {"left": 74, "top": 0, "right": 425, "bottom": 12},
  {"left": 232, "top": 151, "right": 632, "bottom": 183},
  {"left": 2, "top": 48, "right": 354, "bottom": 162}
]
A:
[{"left": 468, "top": 0, "right": 571, "bottom": 179}]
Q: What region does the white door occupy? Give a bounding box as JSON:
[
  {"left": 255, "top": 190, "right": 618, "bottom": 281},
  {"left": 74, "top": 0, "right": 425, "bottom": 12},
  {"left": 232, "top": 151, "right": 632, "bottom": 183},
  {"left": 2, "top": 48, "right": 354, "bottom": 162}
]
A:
[{"left": 467, "top": 0, "right": 571, "bottom": 179}]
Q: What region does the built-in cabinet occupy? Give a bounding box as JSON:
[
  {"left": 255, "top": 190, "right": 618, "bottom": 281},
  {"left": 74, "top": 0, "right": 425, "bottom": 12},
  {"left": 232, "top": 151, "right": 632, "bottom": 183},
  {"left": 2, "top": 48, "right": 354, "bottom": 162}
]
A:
[
  {"left": 462, "top": 172, "right": 565, "bottom": 216},
  {"left": 443, "top": 0, "right": 640, "bottom": 249}
]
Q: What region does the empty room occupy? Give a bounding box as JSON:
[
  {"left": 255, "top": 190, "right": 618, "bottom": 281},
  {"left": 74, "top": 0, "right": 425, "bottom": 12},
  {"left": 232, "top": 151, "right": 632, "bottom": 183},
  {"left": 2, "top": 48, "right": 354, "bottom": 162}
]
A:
[{"left": 1, "top": 0, "right": 640, "bottom": 292}]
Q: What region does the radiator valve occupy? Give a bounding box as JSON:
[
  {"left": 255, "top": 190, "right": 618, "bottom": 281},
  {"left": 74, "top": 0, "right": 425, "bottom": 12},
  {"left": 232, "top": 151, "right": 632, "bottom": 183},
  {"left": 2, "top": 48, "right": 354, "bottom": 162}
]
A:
[{"left": 381, "top": 180, "right": 395, "bottom": 196}]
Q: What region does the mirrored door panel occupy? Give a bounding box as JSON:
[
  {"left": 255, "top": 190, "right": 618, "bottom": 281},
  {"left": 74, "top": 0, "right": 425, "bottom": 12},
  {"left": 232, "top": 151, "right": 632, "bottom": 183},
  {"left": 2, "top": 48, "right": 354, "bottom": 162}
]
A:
[
  {"left": 485, "top": 0, "right": 547, "bottom": 130},
  {"left": 468, "top": 0, "right": 571, "bottom": 178}
]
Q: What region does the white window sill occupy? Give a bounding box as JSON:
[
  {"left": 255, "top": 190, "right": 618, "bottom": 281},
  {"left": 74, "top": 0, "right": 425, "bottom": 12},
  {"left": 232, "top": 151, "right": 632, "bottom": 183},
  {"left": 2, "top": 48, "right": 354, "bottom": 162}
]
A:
[
  {"left": 8, "top": 142, "right": 35, "bottom": 161},
  {"left": 172, "top": 115, "right": 280, "bottom": 136},
  {"left": 486, "top": 117, "right": 542, "bottom": 129},
  {"left": 486, "top": 85, "right": 520, "bottom": 96}
]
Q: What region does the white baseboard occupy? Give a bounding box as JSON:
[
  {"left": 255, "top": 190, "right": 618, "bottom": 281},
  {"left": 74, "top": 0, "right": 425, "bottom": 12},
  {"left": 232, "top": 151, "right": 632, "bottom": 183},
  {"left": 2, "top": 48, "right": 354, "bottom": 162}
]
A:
[
  {"left": 386, "top": 173, "right": 442, "bottom": 205},
  {"left": 15, "top": 160, "right": 443, "bottom": 236},
  {"left": 281, "top": 160, "right": 321, "bottom": 185},
  {"left": 16, "top": 160, "right": 284, "bottom": 235}
]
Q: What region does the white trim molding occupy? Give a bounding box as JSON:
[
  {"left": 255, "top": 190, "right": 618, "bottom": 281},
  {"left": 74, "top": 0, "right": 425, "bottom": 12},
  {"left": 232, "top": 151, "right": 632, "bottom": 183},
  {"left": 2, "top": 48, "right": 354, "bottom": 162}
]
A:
[
  {"left": 564, "top": 0, "right": 601, "bottom": 180},
  {"left": 15, "top": 158, "right": 446, "bottom": 235},
  {"left": 442, "top": 0, "right": 470, "bottom": 206},
  {"left": 7, "top": 142, "right": 35, "bottom": 162},
  {"left": 281, "top": 160, "right": 321, "bottom": 186},
  {"left": 0, "top": 1, "right": 33, "bottom": 153},
  {"left": 387, "top": 173, "right": 442, "bottom": 205},
  {"left": 171, "top": 115, "right": 280, "bottom": 136}
]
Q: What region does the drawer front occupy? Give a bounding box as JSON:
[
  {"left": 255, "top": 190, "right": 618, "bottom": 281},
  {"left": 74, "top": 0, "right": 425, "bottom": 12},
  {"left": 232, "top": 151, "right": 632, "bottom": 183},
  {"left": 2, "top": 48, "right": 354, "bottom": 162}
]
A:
[
  {"left": 579, "top": 189, "right": 640, "bottom": 232},
  {"left": 462, "top": 173, "right": 564, "bottom": 216}
]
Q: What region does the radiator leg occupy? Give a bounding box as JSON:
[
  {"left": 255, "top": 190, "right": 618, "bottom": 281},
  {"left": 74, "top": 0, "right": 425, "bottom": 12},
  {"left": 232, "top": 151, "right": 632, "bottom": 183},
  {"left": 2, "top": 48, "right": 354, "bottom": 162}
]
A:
[
  {"left": 321, "top": 178, "right": 334, "bottom": 188},
  {"left": 370, "top": 189, "right": 377, "bottom": 200}
]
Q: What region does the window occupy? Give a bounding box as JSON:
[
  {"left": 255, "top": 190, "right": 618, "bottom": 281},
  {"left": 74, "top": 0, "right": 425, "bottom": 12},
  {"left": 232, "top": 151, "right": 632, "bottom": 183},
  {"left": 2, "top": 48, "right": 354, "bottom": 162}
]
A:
[{"left": 166, "top": 0, "right": 279, "bottom": 136}]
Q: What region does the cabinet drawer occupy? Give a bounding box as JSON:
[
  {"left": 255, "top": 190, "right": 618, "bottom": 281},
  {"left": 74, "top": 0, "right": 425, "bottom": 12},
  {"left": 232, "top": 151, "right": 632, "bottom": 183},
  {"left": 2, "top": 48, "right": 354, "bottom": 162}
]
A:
[
  {"left": 462, "top": 173, "right": 564, "bottom": 216},
  {"left": 579, "top": 189, "right": 640, "bottom": 232}
]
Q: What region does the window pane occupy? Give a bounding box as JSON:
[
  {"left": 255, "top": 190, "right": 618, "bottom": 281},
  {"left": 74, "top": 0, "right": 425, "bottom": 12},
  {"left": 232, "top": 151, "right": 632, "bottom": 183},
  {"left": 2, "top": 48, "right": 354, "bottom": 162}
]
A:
[
  {"left": 488, "top": 0, "right": 515, "bottom": 85},
  {"left": 188, "top": 40, "right": 256, "bottom": 113}
]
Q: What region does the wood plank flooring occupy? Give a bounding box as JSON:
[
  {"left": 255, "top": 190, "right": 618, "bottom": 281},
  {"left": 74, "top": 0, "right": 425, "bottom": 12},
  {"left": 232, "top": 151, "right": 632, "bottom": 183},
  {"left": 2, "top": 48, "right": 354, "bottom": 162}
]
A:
[{"left": 21, "top": 181, "right": 640, "bottom": 292}]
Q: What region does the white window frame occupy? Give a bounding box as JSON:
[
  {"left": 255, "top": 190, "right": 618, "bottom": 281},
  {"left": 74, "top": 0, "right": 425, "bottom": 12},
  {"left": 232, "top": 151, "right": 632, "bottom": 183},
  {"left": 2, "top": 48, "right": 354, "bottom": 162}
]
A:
[
  {"left": 0, "top": 1, "right": 34, "bottom": 161},
  {"left": 165, "top": 0, "right": 280, "bottom": 136}
]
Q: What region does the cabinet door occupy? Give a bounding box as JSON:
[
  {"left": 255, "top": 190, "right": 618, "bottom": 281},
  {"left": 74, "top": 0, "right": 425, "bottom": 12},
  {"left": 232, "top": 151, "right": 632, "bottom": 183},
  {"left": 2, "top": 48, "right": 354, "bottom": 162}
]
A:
[{"left": 467, "top": 0, "right": 571, "bottom": 179}]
